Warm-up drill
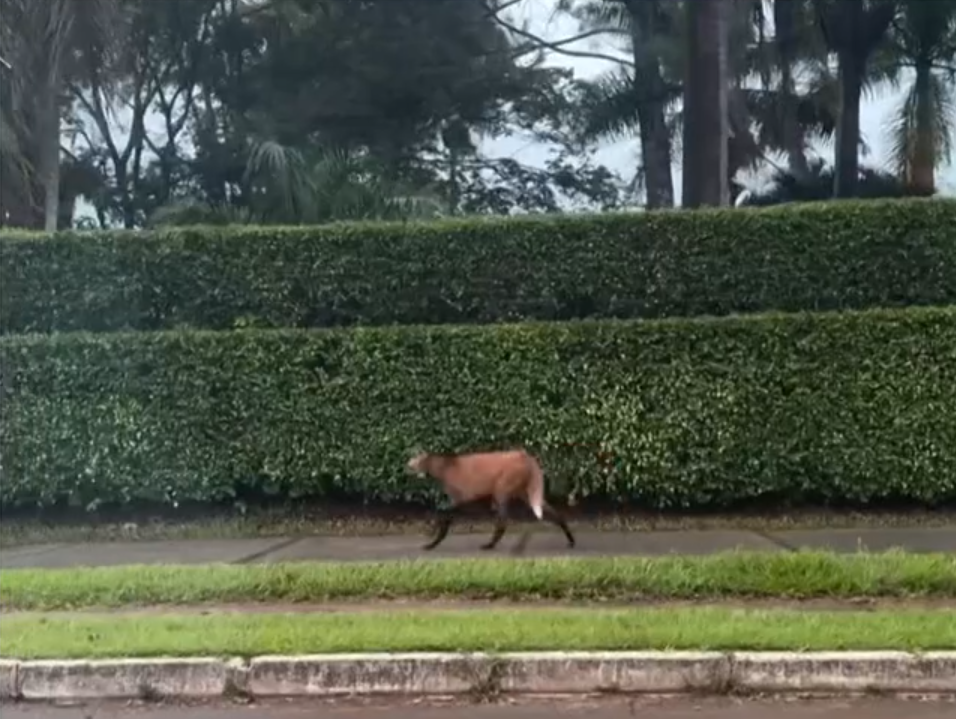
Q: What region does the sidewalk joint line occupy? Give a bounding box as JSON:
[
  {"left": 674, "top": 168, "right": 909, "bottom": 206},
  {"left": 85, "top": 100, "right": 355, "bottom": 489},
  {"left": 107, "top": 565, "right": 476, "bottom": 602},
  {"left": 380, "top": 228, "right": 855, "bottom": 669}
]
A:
[
  {"left": 233, "top": 537, "right": 304, "bottom": 564},
  {"left": 752, "top": 531, "right": 798, "bottom": 552}
]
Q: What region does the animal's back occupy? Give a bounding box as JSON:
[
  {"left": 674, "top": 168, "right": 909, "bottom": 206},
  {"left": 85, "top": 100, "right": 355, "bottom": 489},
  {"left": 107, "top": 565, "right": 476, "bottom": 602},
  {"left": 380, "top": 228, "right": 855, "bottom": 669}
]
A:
[{"left": 444, "top": 449, "right": 542, "bottom": 510}]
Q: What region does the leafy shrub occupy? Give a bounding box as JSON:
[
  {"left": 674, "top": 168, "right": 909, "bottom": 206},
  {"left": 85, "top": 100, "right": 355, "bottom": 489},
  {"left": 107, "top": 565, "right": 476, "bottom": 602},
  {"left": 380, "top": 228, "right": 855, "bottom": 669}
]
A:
[
  {"left": 737, "top": 158, "right": 935, "bottom": 206},
  {"left": 1, "top": 198, "right": 954, "bottom": 334},
  {"left": 2, "top": 306, "right": 954, "bottom": 511}
]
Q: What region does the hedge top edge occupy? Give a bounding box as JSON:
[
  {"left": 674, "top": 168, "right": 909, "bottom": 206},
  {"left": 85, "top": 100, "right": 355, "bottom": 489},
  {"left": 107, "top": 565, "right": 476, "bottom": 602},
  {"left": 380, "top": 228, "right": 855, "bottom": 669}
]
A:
[
  {"left": 3, "top": 303, "right": 953, "bottom": 346},
  {"left": 3, "top": 196, "right": 951, "bottom": 243}
]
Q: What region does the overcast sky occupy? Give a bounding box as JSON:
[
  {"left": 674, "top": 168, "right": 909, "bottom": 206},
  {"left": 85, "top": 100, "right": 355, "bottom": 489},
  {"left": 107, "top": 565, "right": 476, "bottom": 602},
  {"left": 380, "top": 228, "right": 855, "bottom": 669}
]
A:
[{"left": 486, "top": 0, "right": 956, "bottom": 202}]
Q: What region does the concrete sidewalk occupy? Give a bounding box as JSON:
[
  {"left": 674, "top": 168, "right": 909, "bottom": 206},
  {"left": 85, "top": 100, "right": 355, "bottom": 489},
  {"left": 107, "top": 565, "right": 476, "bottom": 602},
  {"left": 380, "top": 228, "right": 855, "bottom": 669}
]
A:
[{"left": 2, "top": 526, "right": 953, "bottom": 569}]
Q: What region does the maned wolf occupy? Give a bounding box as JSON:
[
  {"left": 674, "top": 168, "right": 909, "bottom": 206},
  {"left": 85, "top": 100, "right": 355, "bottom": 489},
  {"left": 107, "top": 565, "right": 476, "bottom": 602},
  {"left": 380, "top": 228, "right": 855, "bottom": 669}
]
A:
[{"left": 406, "top": 448, "right": 576, "bottom": 551}]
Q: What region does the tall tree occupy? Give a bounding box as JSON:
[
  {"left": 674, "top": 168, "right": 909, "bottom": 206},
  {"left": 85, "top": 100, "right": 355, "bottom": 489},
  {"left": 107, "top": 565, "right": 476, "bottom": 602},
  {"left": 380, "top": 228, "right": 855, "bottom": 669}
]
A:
[
  {"left": 67, "top": 0, "right": 220, "bottom": 227},
  {"left": 813, "top": 0, "right": 898, "bottom": 198},
  {"left": 149, "top": 0, "right": 621, "bottom": 224},
  {"left": 0, "top": 0, "right": 122, "bottom": 230},
  {"left": 559, "top": 0, "right": 680, "bottom": 208},
  {"left": 0, "top": 49, "right": 33, "bottom": 227},
  {"left": 766, "top": 0, "right": 828, "bottom": 179},
  {"left": 885, "top": 0, "right": 956, "bottom": 194},
  {"left": 565, "top": 0, "right": 842, "bottom": 207},
  {"left": 683, "top": 0, "right": 731, "bottom": 207}
]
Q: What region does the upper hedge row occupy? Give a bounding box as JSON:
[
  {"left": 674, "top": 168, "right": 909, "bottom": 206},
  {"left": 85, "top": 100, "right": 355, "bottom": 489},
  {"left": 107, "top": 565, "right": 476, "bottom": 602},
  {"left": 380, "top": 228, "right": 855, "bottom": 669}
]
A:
[
  {"left": 2, "top": 306, "right": 954, "bottom": 512},
  {"left": 1, "top": 198, "right": 954, "bottom": 335}
]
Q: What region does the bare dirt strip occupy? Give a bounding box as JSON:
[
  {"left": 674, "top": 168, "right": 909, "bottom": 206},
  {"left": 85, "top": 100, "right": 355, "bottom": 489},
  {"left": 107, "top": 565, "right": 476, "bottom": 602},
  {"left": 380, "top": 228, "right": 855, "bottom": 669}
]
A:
[{"left": 5, "top": 596, "right": 955, "bottom": 617}]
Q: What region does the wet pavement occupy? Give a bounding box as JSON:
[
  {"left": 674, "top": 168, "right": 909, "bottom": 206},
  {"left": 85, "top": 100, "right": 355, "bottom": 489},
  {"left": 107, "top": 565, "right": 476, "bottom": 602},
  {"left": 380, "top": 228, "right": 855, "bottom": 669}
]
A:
[{"left": 1, "top": 526, "right": 954, "bottom": 569}]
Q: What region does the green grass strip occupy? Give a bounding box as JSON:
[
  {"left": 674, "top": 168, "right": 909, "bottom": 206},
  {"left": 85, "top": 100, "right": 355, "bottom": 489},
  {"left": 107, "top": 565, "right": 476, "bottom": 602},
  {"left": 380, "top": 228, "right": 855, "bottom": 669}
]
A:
[
  {"left": 2, "top": 551, "right": 955, "bottom": 610},
  {"left": 2, "top": 607, "right": 954, "bottom": 659}
]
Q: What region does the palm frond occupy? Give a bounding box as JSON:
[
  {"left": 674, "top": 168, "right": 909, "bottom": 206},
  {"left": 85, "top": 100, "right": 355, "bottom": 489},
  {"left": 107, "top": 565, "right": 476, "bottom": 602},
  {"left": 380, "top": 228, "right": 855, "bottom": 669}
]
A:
[
  {"left": 885, "top": 81, "right": 917, "bottom": 177},
  {"left": 890, "top": 0, "right": 956, "bottom": 59},
  {"left": 931, "top": 71, "right": 956, "bottom": 166},
  {"left": 863, "top": 35, "right": 904, "bottom": 99},
  {"left": 575, "top": 70, "right": 643, "bottom": 143},
  {"left": 887, "top": 68, "right": 956, "bottom": 177},
  {"left": 566, "top": 0, "right": 633, "bottom": 31},
  {"left": 238, "top": 140, "right": 446, "bottom": 225},
  {"left": 243, "top": 139, "right": 314, "bottom": 222}
]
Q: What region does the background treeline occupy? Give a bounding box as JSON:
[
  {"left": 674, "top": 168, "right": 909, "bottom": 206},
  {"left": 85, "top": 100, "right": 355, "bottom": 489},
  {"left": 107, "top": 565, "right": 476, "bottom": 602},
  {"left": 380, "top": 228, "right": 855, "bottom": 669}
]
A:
[{"left": 1, "top": 0, "right": 954, "bottom": 231}]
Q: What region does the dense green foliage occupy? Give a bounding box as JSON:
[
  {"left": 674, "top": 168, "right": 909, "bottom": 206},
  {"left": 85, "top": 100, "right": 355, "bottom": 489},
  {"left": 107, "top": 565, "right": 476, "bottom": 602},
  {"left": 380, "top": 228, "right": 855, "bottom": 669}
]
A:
[
  {"left": 7, "top": 606, "right": 956, "bottom": 657},
  {"left": 2, "top": 306, "right": 954, "bottom": 511},
  {"left": 2, "top": 198, "right": 954, "bottom": 334}
]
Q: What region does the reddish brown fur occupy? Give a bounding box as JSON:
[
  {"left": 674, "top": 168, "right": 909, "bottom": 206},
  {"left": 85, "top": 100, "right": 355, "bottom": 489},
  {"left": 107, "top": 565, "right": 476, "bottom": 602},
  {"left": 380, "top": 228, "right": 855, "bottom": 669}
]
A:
[
  {"left": 406, "top": 448, "right": 575, "bottom": 552},
  {"left": 407, "top": 449, "right": 541, "bottom": 508}
]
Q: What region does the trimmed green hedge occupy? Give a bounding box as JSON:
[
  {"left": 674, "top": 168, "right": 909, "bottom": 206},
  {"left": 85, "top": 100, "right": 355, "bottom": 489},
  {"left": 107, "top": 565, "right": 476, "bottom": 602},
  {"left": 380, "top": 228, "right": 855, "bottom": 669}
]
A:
[
  {"left": 2, "top": 307, "right": 955, "bottom": 511},
  {"left": 2, "top": 198, "right": 955, "bottom": 334}
]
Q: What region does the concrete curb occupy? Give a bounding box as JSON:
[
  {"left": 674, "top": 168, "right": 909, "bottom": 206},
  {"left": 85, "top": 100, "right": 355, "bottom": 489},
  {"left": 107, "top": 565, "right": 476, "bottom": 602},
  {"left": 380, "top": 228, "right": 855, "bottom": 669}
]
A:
[{"left": 2, "top": 652, "right": 955, "bottom": 701}]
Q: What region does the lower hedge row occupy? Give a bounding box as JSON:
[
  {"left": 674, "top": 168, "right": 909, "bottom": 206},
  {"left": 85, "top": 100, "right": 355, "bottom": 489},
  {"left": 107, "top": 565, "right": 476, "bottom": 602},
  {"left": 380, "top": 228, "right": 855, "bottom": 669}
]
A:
[{"left": 2, "top": 306, "right": 955, "bottom": 511}]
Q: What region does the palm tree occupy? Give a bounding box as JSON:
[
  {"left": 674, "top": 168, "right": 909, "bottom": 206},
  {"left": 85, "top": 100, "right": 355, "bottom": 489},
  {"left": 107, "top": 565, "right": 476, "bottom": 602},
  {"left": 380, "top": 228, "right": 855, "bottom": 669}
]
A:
[
  {"left": 244, "top": 142, "right": 448, "bottom": 224},
  {"left": 566, "top": 0, "right": 682, "bottom": 209},
  {"left": 0, "top": 0, "right": 122, "bottom": 231},
  {"left": 812, "top": 0, "right": 899, "bottom": 198},
  {"left": 885, "top": 0, "right": 956, "bottom": 194},
  {"left": 682, "top": 0, "right": 732, "bottom": 207},
  {"left": 679, "top": 0, "right": 840, "bottom": 196},
  {"left": 766, "top": 0, "right": 821, "bottom": 179},
  {"left": 148, "top": 141, "right": 447, "bottom": 227},
  {"left": 569, "top": 0, "right": 843, "bottom": 208}
]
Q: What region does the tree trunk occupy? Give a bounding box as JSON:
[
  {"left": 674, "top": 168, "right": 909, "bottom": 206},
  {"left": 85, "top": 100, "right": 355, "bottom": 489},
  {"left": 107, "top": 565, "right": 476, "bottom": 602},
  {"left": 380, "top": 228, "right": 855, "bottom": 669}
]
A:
[
  {"left": 637, "top": 93, "right": 674, "bottom": 209},
  {"left": 447, "top": 147, "right": 460, "bottom": 215},
  {"left": 774, "top": 0, "right": 808, "bottom": 180},
  {"left": 37, "top": 84, "right": 61, "bottom": 232},
  {"left": 628, "top": 10, "right": 674, "bottom": 210},
  {"left": 59, "top": 190, "right": 77, "bottom": 230},
  {"left": 833, "top": 50, "right": 863, "bottom": 198},
  {"left": 780, "top": 65, "right": 809, "bottom": 180},
  {"left": 909, "top": 62, "right": 935, "bottom": 195},
  {"left": 682, "top": 0, "right": 730, "bottom": 208},
  {"left": 818, "top": 0, "right": 896, "bottom": 199}
]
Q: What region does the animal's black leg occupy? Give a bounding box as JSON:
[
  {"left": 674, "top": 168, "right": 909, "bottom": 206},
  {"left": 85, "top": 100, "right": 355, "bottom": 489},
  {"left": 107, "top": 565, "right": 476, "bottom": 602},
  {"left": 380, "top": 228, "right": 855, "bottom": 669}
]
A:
[
  {"left": 422, "top": 507, "right": 455, "bottom": 551},
  {"left": 542, "top": 502, "right": 576, "bottom": 548},
  {"left": 480, "top": 500, "right": 510, "bottom": 550}
]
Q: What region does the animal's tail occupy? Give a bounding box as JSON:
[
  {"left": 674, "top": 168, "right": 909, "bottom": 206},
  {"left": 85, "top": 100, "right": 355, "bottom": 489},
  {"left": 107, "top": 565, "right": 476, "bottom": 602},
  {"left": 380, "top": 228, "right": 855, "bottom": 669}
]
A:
[{"left": 527, "top": 457, "right": 545, "bottom": 520}]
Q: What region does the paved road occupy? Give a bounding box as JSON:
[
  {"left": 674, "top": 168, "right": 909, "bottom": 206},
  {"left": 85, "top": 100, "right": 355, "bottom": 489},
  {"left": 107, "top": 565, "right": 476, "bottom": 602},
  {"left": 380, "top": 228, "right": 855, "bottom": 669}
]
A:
[
  {"left": 4, "top": 697, "right": 955, "bottom": 719},
  {"left": 2, "top": 527, "right": 954, "bottom": 569}
]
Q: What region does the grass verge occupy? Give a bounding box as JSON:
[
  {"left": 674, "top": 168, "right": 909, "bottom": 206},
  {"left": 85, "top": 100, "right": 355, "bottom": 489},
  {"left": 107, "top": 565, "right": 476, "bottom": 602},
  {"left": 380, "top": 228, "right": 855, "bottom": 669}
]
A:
[
  {"left": 2, "top": 607, "right": 954, "bottom": 658},
  {"left": 3, "top": 551, "right": 954, "bottom": 611}
]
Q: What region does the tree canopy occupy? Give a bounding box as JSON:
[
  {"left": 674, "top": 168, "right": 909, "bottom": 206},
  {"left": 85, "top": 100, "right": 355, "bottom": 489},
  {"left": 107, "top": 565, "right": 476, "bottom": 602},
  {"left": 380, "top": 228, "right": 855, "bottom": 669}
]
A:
[{"left": 1, "top": 0, "right": 953, "bottom": 229}]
